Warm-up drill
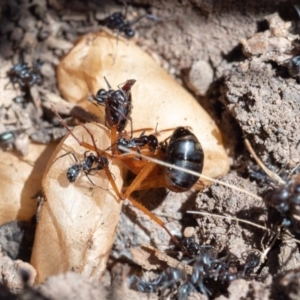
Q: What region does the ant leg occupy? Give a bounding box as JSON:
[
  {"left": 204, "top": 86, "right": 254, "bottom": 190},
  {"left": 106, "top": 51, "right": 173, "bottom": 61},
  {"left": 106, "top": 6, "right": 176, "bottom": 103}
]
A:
[
  {"left": 80, "top": 123, "right": 122, "bottom": 200},
  {"left": 52, "top": 106, "right": 114, "bottom": 160},
  {"left": 111, "top": 126, "right": 117, "bottom": 153},
  {"left": 103, "top": 76, "right": 112, "bottom": 90},
  {"left": 129, "top": 116, "right": 133, "bottom": 139},
  {"left": 52, "top": 151, "right": 78, "bottom": 165},
  {"left": 51, "top": 105, "right": 89, "bottom": 148},
  {"left": 127, "top": 195, "right": 185, "bottom": 251},
  {"left": 123, "top": 176, "right": 166, "bottom": 192},
  {"left": 123, "top": 0, "right": 128, "bottom": 19},
  {"left": 123, "top": 161, "right": 158, "bottom": 198},
  {"left": 84, "top": 173, "right": 109, "bottom": 191},
  {"left": 80, "top": 124, "right": 114, "bottom": 160}
]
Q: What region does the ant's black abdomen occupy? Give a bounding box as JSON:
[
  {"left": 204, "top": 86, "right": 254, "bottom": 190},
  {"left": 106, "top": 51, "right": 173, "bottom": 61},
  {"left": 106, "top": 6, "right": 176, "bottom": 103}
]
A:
[{"left": 165, "top": 127, "right": 204, "bottom": 192}]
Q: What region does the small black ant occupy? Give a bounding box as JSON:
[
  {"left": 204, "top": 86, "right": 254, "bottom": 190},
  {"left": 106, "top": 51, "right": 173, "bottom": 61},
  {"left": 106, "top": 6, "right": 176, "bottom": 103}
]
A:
[
  {"left": 0, "top": 130, "right": 16, "bottom": 150},
  {"left": 242, "top": 250, "right": 261, "bottom": 276},
  {"left": 99, "top": 11, "right": 135, "bottom": 38},
  {"left": 130, "top": 245, "right": 260, "bottom": 299},
  {"left": 287, "top": 55, "right": 300, "bottom": 78},
  {"left": 54, "top": 151, "right": 109, "bottom": 186},
  {"left": 7, "top": 60, "right": 42, "bottom": 88},
  {"left": 264, "top": 172, "right": 300, "bottom": 233},
  {"left": 182, "top": 237, "right": 200, "bottom": 256},
  {"left": 130, "top": 268, "right": 186, "bottom": 294},
  {"left": 89, "top": 77, "right": 135, "bottom": 149},
  {"left": 117, "top": 131, "right": 158, "bottom": 154},
  {"left": 98, "top": 8, "right": 148, "bottom": 38}
]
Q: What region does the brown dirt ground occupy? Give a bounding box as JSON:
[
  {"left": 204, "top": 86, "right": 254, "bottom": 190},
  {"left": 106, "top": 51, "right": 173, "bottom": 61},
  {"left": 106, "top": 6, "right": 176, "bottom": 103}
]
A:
[{"left": 1, "top": 0, "right": 300, "bottom": 299}]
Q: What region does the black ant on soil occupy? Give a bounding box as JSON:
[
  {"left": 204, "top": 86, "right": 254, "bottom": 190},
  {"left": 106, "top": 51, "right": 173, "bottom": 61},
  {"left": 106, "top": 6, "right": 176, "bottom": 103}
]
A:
[
  {"left": 182, "top": 237, "right": 200, "bottom": 256},
  {"left": 264, "top": 171, "right": 300, "bottom": 234},
  {"left": 99, "top": 11, "right": 136, "bottom": 38},
  {"left": 0, "top": 130, "right": 16, "bottom": 150},
  {"left": 7, "top": 60, "right": 42, "bottom": 88},
  {"left": 130, "top": 245, "right": 260, "bottom": 299},
  {"left": 98, "top": 4, "right": 156, "bottom": 38},
  {"left": 287, "top": 55, "right": 300, "bottom": 78}
]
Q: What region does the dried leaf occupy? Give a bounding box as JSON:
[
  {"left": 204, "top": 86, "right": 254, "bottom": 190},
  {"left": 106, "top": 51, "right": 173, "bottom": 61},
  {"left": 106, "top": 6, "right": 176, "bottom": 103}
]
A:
[
  {"left": 31, "top": 123, "right": 124, "bottom": 283},
  {"left": 57, "top": 31, "right": 229, "bottom": 182},
  {"left": 0, "top": 143, "right": 56, "bottom": 225}
]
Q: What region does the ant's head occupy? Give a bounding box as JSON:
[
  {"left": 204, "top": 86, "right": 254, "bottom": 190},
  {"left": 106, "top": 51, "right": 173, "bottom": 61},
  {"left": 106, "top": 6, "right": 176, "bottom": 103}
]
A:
[
  {"left": 95, "top": 89, "right": 108, "bottom": 103},
  {"left": 124, "top": 27, "right": 135, "bottom": 38},
  {"left": 110, "top": 12, "right": 124, "bottom": 22}
]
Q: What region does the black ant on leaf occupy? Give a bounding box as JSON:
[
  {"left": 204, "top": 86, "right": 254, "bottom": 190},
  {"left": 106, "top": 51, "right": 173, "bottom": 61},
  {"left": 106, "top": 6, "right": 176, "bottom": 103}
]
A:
[{"left": 53, "top": 149, "right": 109, "bottom": 187}]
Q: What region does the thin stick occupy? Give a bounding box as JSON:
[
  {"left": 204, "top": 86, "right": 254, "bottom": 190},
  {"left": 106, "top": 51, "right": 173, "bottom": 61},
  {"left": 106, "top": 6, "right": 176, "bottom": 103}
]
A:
[
  {"left": 186, "top": 210, "right": 273, "bottom": 232},
  {"left": 187, "top": 210, "right": 300, "bottom": 245},
  {"left": 118, "top": 145, "right": 263, "bottom": 201},
  {"left": 244, "top": 138, "right": 285, "bottom": 185}
]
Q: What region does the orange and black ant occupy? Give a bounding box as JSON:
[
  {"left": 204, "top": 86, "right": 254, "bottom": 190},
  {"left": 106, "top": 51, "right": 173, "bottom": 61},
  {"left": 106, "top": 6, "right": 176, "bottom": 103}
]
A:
[{"left": 52, "top": 104, "right": 204, "bottom": 251}]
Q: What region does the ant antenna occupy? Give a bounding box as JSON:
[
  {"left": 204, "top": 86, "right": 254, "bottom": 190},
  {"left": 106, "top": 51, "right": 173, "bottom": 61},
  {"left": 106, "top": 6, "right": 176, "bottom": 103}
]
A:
[
  {"left": 128, "top": 13, "right": 160, "bottom": 27},
  {"left": 123, "top": 0, "right": 128, "bottom": 18},
  {"left": 118, "top": 145, "right": 263, "bottom": 201},
  {"left": 104, "top": 76, "right": 112, "bottom": 90}
]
